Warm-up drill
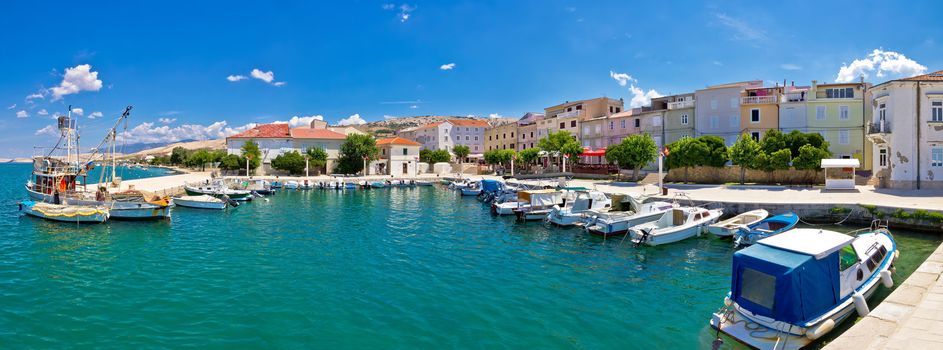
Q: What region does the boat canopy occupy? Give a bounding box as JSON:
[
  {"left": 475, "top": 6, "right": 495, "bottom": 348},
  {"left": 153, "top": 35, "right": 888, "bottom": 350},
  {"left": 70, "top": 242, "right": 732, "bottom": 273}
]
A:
[
  {"left": 518, "top": 190, "right": 562, "bottom": 205},
  {"left": 731, "top": 235, "right": 843, "bottom": 325},
  {"left": 481, "top": 179, "right": 503, "bottom": 192}
]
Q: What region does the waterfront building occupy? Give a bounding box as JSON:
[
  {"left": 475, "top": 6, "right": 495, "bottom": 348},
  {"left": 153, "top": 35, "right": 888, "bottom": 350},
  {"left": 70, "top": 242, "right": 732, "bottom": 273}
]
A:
[
  {"left": 541, "top": 97, "right": 624, "bottom": 145},
  {"left": 662, "top": 93, "right": 696, "bottom": 145},
  {"left": 866, "top": 70, "right": 943, "bottom": 189},
  {"left": 806, "top": 80, "right": 870, "bottom": 168},
  {"left": 580, "top": 116, "right": 608, "bottom": 150},
  {"left": 778, "top": 84, "right": 810, "bottom": 132},
  {"left": 516, "top": 112, "right": 544, "bottom": 151},
  {"left": 289, "top": 126, "right": 347, "bottom": 174},
  {"left": 226, "top": 123, "right": 293, "bottom": 174},
  {"left": 739, "top": 85, "right": 784, "bottom": 141},
  {"left": 399, "top": 118, "right": 489, "bottom": 155},
  {"left": 375, "top": 137, "right": 421, "bottom": 176},
  {"left": 484, "top": 120, "right": 518, "bottom": 151},
  {"left": 695, "top": 80, "right": 763, "bottom": 145}
]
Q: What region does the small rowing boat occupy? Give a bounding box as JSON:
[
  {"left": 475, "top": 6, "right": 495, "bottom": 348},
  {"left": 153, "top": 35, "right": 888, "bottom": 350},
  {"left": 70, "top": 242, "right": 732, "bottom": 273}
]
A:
[
  {"left": 172, "top": 195, "right": 231, "bottom": 210},
  {"left": 708, "top": 209, "right": 769, "bottom": 238}
]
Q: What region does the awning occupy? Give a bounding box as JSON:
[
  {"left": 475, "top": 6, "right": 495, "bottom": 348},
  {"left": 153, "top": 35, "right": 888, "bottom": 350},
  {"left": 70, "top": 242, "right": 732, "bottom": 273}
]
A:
[
  {"left": 580, "top": 148, "right": 607, "bottom": 157},
  {"left": 820, "top": 159, "right": 860, "bottom": 168}
]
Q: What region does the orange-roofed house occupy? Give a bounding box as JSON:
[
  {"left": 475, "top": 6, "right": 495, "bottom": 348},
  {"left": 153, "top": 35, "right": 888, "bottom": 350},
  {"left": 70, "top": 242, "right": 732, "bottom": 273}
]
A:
[
  {"left": 226, "top": 123, "right": 293, "bottom": 174},
  {"left": 373, "top": 137, "right": 421, "bottom": 176},
  {"left": 290, "top": 127, "right": 348, "bottom": 174},
  {"left": 398, "top": 118, "right": 489, "bottom": 156}
]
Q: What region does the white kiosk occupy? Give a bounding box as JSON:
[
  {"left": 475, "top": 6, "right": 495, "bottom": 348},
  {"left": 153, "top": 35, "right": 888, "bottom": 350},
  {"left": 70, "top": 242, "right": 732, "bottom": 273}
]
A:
[{"left": 821, "top": 158, "right": 859, "bottom": 190}]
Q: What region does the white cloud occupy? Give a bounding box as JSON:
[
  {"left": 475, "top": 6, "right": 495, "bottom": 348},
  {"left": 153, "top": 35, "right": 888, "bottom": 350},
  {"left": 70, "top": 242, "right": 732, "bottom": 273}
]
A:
[
  {"left": 713, "top": 13, "right": 766, "bottom": 42},
  {"left": 25, "top": 92, "right": 45, "bottom": 101},
  {"left": 628, "top": 85, "right": 663, "bottom": 108},
  {"left": 88, "top": 111, "right": 103, "bottom": 119},
  {"left": 337, "top": 113, "right": 367, "bottom": 126},
  {"left": 488, "top": 113, "right": 503, "bottom": 119},
  {"left": 227, "top": 74, "right": 247, "bottom": 82},
  {"left": 409, "top": 105, "right": 418, "bottom": 109},
  {"left": 116, "top": 121, "right": 256, "bottom": 144},
  {"left": 273, "top": 115, "right": 324, "bottom": 128},
  {"left": 382, "top": 4, "right": 395, "bottom": 10},
  {"left": 50, "top": 64, "right": 103, "bottom": 100},
  {"left": 564, "top": 6, "right": 576, "bottom": 12},
  {"left": 35, "top": 125, "right": 58, "bottom": 136},
  {"left": 71, "top": 108, "right": 84, "bottom": 116},
  {"left": 37, "top": 109, "right": 48, "bottom": 116},
  {"left": 609, "top": 70, "right": 633, "bottom": 86},
  {"left": 440, "top": 63, "right": 456, "bottom": 70},
  {"left": 16, "top": 110, "right": 28, "bottom": 118},
  {"left": 780, "top": 63, "right": 802, "bottom": 70},
  {"left": 835, "top": 49, "right": 928, "bottom": 83},
  {"left": 158, "top": 117, "right": 176, "bottom": 124},
  {"left": 383, "top": 115, "right": 397, "bottom": 120},
  {"left": 394, "top": 4, "right": 415, "bottom": 22},
  {"left": 7, "top": 104, "right": 15, "bottom": 110},
  {"left": 250, "top": 68, "right": 274, "bottom": 83},
  {"left": 712, "top": 61, "right": 723, "bottom": 66}
]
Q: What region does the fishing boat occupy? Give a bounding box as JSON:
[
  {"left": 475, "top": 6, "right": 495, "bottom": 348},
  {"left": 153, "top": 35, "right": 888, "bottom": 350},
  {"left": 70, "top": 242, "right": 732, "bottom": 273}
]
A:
[
  {"left": 628, "top": 207, "right": 723, "bottom": 246},
  {"left": 172, "top": 195, "right": 230, "bottom": 210},
  {"left": 244, "top": 179, "right": 275, "bottom": 195},
  {"left": 460, "top": 181, "right": 482, "bottom": 196},
  {"left": 547, "top": 190, "right": 611, "bottom": 226},
  {"left": 733, "top": 212, "right": 800, "bottom": 248},
  {"left": 66, "top": 189, "right": 171, "bottom": 220},
  {"left": 185, "top": 179, "right": 252, "bottom": 200},
  {"left": 19, "top": 200, "right": 109, "bottom": 223},
  {"left": 370, "top": 181, "right": 387, "bottom": 188},
  {"left": 344, "top": 182, "right": 358, "bottom": 190},
  {"left": 512, "top": 190, "right": 565, "bottom": 221},
  {"left": 708, "top": 209, "right": 769, "bottom": 238},
  {"left": 710, "top": 226, "right": 898, "bottom": 350},
  {"left": 583, "top": 194, "right": 675, "bottom": 237},
  {"left": 25, "top": 110, "right": 89, "bottom": 202}
]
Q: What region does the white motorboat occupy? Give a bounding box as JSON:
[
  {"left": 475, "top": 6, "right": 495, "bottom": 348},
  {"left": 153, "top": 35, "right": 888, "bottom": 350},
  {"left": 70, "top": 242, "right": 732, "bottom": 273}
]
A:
[
  {"left": 583, "top": 194, "right": 675, "bottom": 237},
  {"left": 172, "top": 195, "right": 229, "bottom": 210},
  {"left": 185, "top": 179, "right": 252, "bottom": 200},
  {"left": 547, "top": 190, "right": 611, "bottom": 226},
  {"left": 710, "top": 226, "right": 898, "bottom": 350},
  {"left": 460, "top": 181, "right": 482, "bottom": 196},
  {"left": 708, "top": 209, "right": 769, "bottom": 238},
  {"left": 628, "top": 207, "right": 723, "bottom": 246},
  {"left": 513, "top": 190, "right": 565, "bottom": 221},
  {"left": 284, "top": 181, "right": 299, "bottom": 190}
]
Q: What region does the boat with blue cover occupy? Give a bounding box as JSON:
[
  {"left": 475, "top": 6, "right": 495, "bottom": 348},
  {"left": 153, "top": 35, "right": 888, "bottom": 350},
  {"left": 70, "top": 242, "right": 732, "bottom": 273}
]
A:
[
  {"left": 710, "top": 225, "right": 898, "bottom": 349},
  {"left": 732, "top": 212, "right": 800, "bottom": 248}
]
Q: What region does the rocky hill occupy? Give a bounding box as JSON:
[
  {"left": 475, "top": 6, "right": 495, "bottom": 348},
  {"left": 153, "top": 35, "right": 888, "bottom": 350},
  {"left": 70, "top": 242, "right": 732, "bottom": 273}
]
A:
[{"left": 362, "top": 115, "right": 515, "bottom": 133}]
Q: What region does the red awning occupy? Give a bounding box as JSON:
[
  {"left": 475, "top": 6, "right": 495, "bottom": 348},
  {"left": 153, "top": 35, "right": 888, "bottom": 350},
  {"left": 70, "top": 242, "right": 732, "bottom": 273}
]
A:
[{"left": 580, "top": 148, "right": 607, "bottom": 157}]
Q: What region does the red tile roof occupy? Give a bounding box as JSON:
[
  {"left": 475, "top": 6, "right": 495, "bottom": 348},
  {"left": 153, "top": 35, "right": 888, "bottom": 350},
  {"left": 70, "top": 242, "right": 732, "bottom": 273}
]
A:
[
  {"left": 377, "top": 137, "right": 421, "bottom": 146},
  {"left": 900, "top": 70, "right": 943, "bottom": 81},
  {"left": 290, "top": 128, "right": 347, "bottom": 140},
  {"left": 447, "top": 119, "right": 489, "bottom": 127},
  {"left": 228, "top": 123, "right": 290, "bottom": 139}
]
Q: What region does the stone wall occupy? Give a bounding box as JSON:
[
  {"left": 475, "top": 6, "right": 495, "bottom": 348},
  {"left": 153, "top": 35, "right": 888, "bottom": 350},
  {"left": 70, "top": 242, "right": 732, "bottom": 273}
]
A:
[{"left": 665, "top": 166, "right": 823, "bottom": 185}]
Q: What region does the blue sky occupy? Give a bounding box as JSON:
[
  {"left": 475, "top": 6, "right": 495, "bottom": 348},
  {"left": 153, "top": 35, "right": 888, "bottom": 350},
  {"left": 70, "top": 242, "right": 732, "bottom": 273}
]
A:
[{"left": 2, "top": 0, "right": 941, "bottom": 157}]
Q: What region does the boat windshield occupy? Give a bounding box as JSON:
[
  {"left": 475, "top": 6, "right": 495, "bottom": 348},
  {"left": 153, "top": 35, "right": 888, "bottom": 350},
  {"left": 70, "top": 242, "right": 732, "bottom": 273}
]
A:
[
  {"left": 839, "top": 245, "right": 858, "bottom": 271},
  {"left": 740, "top": 267, "right": 777, "bottom": 310}
]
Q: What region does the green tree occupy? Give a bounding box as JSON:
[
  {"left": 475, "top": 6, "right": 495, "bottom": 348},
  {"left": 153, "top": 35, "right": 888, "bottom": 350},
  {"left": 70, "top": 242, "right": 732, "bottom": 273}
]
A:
[
  {"left": 209, "top": 149, "right": 228, "bottom": 164},
  {"left": 538, "top": 131, "right": 581, "bottom": 167},
  {"left": 665, "top": 137, "right": 710, "bottom": 183},
  {"left": 335, "top": 134, "right": 379, "bottom": 174},
  {"left": 759, "top": 129, "right": 787, "bottom": 156},
  {"left": 419, "top": 149, "right": 432, "bottom": 163},
  {"left": 271, "top": 150, "right": 307, "bottom": 175},
  {"left": 793, "top": 144, "right": 830, "bottom": 171},
  {"left": 699, "top": 136, "right": 729, "bottom": 167},
  {"left": 728, "top": 134, "right": 762, "bottom": 184},
  {"left": 428, "top": 149, "right": 451, "bottom": 163},
  {"left": 170, "top": 147, "right": 190, "bottom": 165},
  {"left": 453, "top": 145, "right": 471, "bottom": 163},
  {"left": 188, "top": 149, "right": 212, "bottom": 171},
  {"left": 605, "top": 134, "right": 657, "bottom": 181},
  {"left": 219, "top": 154, "right": 245, "bottom": 171},
  {"left": 518, "top": 148, "right": 540, "bottom": 165},
  {"left": 305, "top": 147, "right": 328, "bottom": 174},
  {"left": 240, "top": 140, "right": 262, "bottom": 174}
]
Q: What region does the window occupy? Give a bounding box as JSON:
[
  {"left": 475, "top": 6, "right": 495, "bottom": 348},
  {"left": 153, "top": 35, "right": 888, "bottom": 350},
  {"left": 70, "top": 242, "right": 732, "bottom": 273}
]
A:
[
  {"left": 474, "top": 145, "right": 478, "bottom": 151},
  {"left": 583, "top": 126, "right": 590, "bottom": 135},
  {"left": 710, "top": 99, "right": 718, "bottom": 110},
  {"left": 653, "top": 117, "right": 662, "bottom": 127},
  {"left": 560, "top": 122, "right": 565, "bottom": 129},
  {"left": 402, "top": 148, "right": 408, "bottom": 155},
  {"left": 839, "top": 130, "right": 849, "bottom": 145},
  {"left": 615, "top": 107, "right": 621, "bottom": 113},
  {"left": 932, "top": 101, "right": 943, "bottom": 122},
  {"left": 582, "top": 140, "right": 590, "bottom": 148},
  {"left": 609, "top": 121, "right": 614, "bottom": 130},
  {"left": 571, "top": 120, "right": 576, "bottom": 127},
  {"left": 827, "top": 88, "right": 855, "bottom": 99},
  {"left": 595, "top": 124, "right": 601, "bottom": 134},
  {"left": 839, "top": 245, "right": 858, "bottom": 271},
  {"left": 474, "top": 136, "right": 478, "bottom": 141},
  {"left": 750, "top": 109, "right": 760, "bottom": 123},
  {"left": 751, "top": 132, "right": 760, "bottom": 141},
  {"left": 740, "top": 268, "right": 776, "bottom": 311},
  {"left": 681, "top": 114, "right": 689, "bottom": 125},
  {"left": 511, "top": 132, "right": 514, "bottom": 138},
  {"left": 609, "top": 106, "right": 614, "bottom": 113},
  {"left": 932, "top": 147, "right": 943, "bottom": 167},
  {"left": 566, "top": 107, "right": 572, "bottom": 112},
  {"left": 634, "top": 118, "right": 640, "bottom": 128},
  {"left": 530, "top": 132, "right": 534, "bottom": 138},
  {"left": 621, "top": 120, "right": 626, "bottom": 128},
  {"left": 839, "top": 105, "right": 849, "bottom": 120},
  {"left": 381, "top": 148, "right": 386, "bottom": 155},
  {"left": 879, "top": 148, "right": 888, "bottom": 167},
  {"left": 576, "top": 104, "right": 582, "bottom": 110},
  {"left": 710, "top": 116, "right": 719, "bottom": 129},
  {"left": 488, "top": 135, "right": 492, "bottom": 141},
  {"left": 729, "top": 115, "right": 739, "bottom": 127},
  {"left": 816, "top": 106, "right": 826, "bottom": 120},
  {"left": 681, "top": 132, "right": 689, "bottom": 139},
  {"left": 502, "top": 133, "right": 506, "bottom": 139},
  {"left": 465, "top": 136, "right": 469, "bottom": 141}
]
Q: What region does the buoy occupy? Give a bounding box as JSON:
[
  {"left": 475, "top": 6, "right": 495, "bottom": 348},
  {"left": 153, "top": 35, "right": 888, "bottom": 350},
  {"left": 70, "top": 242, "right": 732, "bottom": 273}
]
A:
[
  {"left": 852, "top": 292, "right": 869, "bottom": 317},
  {"left": 881, "top": 270, "right": 894, "bottom": 288},
  {"left": 806, "top": 319, "right": 835, "bottom": 340}
]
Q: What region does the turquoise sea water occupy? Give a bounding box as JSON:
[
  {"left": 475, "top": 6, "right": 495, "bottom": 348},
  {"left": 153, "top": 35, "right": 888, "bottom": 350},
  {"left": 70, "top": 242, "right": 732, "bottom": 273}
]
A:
[{"left": 0, "top": 163, "right": 939, "bottom": 349}]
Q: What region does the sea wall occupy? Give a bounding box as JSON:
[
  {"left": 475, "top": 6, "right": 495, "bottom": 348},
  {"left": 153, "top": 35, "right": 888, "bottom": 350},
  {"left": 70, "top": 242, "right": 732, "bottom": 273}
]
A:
[{"left": 665, "top": 166, "right": 823, "bottom": 185}]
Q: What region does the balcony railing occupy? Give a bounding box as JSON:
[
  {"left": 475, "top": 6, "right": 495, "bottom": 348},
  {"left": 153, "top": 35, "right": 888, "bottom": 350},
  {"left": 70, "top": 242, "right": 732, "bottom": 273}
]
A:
[
  {"left": 740, "top": 95, "right": 778, "bottom": 104},
  {"left": 868, "top": 121, "right": 890, "bottom": 134},
  {"left": 557, "top": 110, "right": 583, "bottom": 119},
  {"left": 667, "top": 100, "right": 695, "bottom": 109}
]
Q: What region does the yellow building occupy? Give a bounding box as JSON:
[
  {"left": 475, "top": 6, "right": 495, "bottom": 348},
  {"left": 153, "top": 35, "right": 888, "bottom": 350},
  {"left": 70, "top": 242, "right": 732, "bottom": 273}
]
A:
[
  {"left": 739, "top": 86, "right": 784, "bottom": 141},
  {"left": 539, "top": 97, "right": 624, "bottom": 145},
  {"left": 484, "top": 121, "right": 518, "bottom": 151}
]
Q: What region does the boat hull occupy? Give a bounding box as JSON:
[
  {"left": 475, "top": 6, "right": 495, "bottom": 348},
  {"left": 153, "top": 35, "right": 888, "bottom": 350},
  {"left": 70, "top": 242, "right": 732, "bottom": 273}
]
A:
[
  {"left": 19, "top": 201, "right": 109, "bottom": 224},
  {"left": 185, "top": 188, "right": 250, "bottom": 200},
  {"left": 67, "top": 199, "right": 170, "bottom": 220},
  {"left": 585, "top": 211, "right": 664, "bottom": 237},
  {"left": 173, "top": 198, "right": 227, "bottom": 210}
]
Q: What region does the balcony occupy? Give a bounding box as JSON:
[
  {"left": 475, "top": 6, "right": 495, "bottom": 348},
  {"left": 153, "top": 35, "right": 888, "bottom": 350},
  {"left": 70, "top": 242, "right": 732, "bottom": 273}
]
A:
[
  {"left": 866, "top": 121, "right": 890, "bottom": 144},
  {"left": 667, "top": 100, "right": 695, "bottom": 110},
  {"left": 740, "top": 95, "right": 778, "bottom": 104},
  {"left": 557, "top": 110, "right": 583, "bottom": 119}
]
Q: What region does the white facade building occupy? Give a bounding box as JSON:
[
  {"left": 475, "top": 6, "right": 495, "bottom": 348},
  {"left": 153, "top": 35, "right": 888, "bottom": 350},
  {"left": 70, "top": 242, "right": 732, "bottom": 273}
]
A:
[
  {"left": 399, "top": 118, "right": 488, "bottom": 155},
  {"left": 375, "top": 137, "right": 421, "bottom": 176}
]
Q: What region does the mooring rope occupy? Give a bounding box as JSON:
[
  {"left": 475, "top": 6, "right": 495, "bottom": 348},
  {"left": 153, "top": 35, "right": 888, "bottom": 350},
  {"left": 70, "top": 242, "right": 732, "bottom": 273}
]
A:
[{"left": 797, "top": 208, "right": 859, "bottom": 227}]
